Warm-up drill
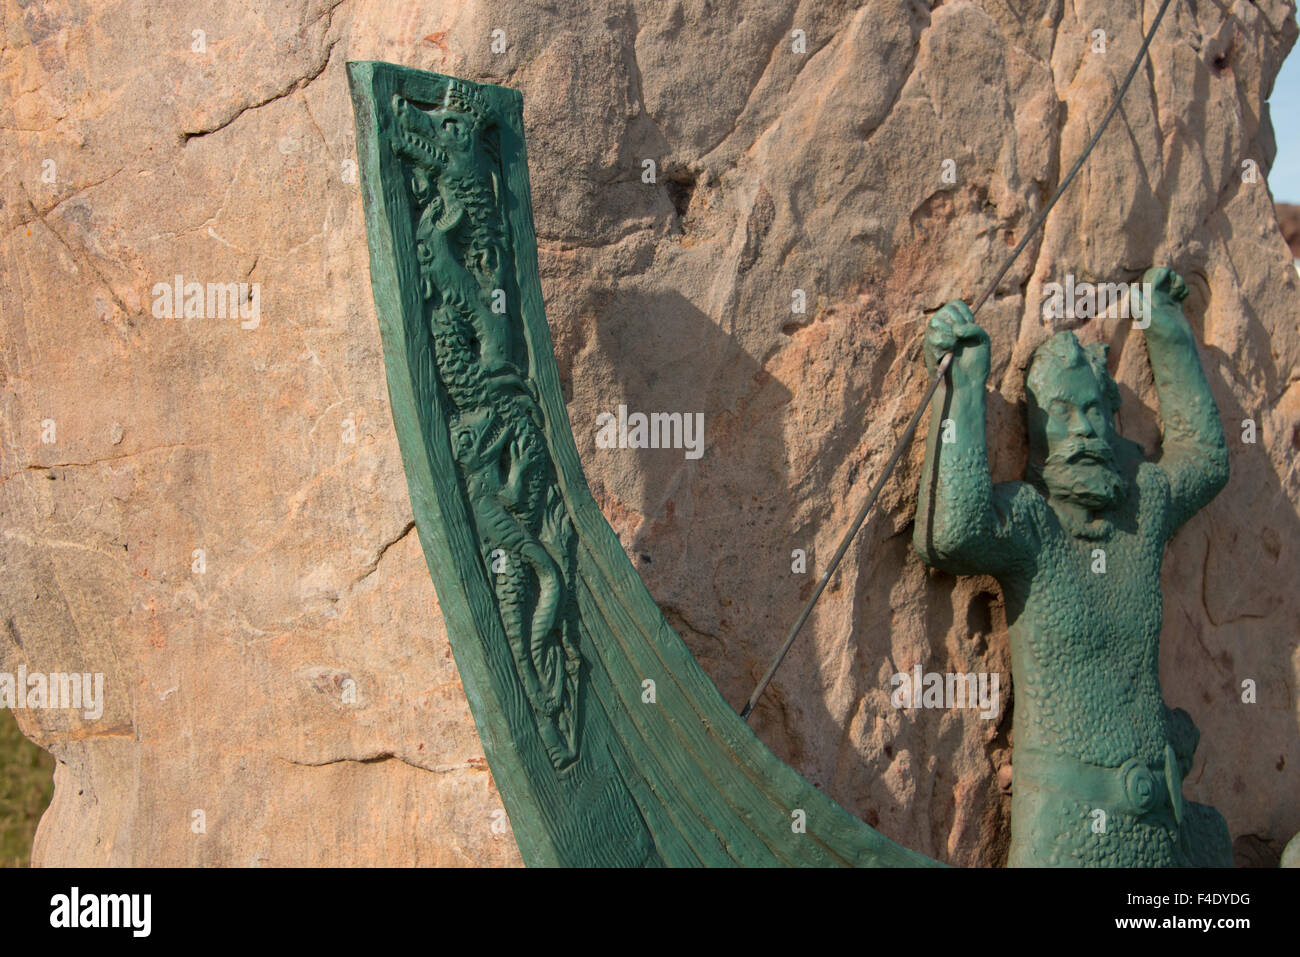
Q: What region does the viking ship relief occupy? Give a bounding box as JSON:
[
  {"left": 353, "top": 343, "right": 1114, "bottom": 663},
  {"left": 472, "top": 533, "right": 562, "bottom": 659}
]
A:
[
  {"left": 388, "top": 81, "right": 582, "bottom": 770},
  {"left": 352, "top": 61, "right": 937, "bottom": 867}
]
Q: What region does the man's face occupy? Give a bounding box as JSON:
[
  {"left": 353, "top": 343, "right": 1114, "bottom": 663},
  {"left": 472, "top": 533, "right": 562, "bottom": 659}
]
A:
[{"left": 1032, "top": 362, "right": 1125, "bottom": 512}]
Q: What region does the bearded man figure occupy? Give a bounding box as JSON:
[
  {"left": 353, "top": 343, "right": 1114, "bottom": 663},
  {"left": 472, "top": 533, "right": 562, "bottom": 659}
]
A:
[{"left": 914, "top": 266, "right": 1233, "bottom": 867}]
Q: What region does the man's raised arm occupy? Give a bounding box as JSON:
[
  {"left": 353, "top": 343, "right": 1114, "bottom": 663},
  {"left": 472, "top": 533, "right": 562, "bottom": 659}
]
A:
[
  {"left": 1135, "top": 267, "right": 1230, "bottom": 537},
  {"left": 914, "top": 302, "right": 1026, "bottom": 577}
]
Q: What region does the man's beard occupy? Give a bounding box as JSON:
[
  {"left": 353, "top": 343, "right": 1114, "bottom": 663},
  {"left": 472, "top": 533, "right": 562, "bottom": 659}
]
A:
[{"left": 1040, "top": 438, "right": 1126, "bottom": 511}]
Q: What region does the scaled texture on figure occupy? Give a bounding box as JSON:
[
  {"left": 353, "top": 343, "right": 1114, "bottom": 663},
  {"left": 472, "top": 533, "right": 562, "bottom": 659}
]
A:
[{"left": 914, "top": 267, "right": 1232, "bottom": 867}]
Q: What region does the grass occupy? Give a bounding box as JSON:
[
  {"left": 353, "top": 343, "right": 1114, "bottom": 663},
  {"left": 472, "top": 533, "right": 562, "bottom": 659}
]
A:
[{"left": 0, "top": 709, "right": 55, "bottom": 867}]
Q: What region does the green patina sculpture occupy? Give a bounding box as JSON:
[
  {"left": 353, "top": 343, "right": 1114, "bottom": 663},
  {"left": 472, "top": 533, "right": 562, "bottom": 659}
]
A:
[
  {"left": 349, "top": 61, "right": 1237, "bottom": 869},
  {"left": 348, "top": 62, "right": 937, "bottom": 867},
  {"left": 914, "top": 268, "right": 1233, "bottom": 866}
]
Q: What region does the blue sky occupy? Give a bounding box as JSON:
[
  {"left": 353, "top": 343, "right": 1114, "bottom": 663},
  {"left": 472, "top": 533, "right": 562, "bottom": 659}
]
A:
[{"left": 1271, "top": 45, "right": 1300, "bottom": 204}]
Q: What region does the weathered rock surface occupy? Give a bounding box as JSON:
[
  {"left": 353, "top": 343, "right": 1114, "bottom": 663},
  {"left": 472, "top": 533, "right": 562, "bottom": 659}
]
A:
[
  {"left": 1, "top": 0, "right": 1296, "bottom": 866},
  {"left": 1279, "top": 202, "right": 1300, "bottom": 256}
]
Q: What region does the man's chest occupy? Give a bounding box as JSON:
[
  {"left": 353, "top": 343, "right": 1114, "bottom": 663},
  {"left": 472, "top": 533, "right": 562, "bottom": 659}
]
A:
[{"left": 1028, "top": 535, "right": 1165, "bottom": 654}]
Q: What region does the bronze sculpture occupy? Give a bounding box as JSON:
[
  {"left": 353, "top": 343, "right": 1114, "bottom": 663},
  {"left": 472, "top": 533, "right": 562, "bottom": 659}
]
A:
[{"left": 914, "top": 268, "right": 1233, "bottom": 865}]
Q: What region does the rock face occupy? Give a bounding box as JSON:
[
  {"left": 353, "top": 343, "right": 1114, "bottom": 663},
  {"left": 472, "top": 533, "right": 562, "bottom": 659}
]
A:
[
  {"left": 1279, "top": 202, "right": 1300, "bottom": 256},
  {"left": 1, "top": 1, "right": 1297, "bottom": 867}
]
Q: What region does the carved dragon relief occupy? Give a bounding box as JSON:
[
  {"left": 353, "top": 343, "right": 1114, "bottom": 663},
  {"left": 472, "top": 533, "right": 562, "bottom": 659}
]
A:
[
  {"left": 351, "top": 60, "right": 939, "bottom": 867},
  {"left": 389, "top": 82, "right": 583, "bottom": 770}
]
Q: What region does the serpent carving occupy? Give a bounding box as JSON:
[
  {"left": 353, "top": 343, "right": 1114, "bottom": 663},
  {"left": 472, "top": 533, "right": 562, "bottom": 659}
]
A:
[{"left": 391, "top": 82, "right": 582, "bottom": 769}]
